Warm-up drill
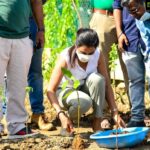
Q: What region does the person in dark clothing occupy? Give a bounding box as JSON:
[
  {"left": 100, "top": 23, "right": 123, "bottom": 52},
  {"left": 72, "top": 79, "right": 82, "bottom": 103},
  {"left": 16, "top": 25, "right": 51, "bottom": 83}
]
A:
[{"left": 113, "top": 0, "right": 147, "bottom": 127}]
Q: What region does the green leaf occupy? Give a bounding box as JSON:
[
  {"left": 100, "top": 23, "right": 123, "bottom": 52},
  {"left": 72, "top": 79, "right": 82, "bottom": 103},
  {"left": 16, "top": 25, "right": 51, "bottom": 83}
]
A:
[
  {"left": 25, "top": 86, "right": 33, "bottom": 93},
  {"left": 61, "top": 80, "right": 69, "bottom": 90},
  {"left": 61, "top": 68, "right": 72, "bottom": 78},
  {"left": 62, "top": 90, "right": 73, "bottom": 100},
  {"left": 73, "top": 80, "right": 80, "bottom": 89}
]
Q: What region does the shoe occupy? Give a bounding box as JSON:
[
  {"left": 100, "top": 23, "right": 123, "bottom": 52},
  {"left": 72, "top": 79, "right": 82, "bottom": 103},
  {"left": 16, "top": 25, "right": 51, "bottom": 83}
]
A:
[
  {"left": 31, "top": 113, "right": 56, "bottom": 130},
  {"left": 7, "top": 127, "right": 38, "bottom": 139},
  {"left": 127, "top": 120, "right": 146, "bottom": 127}
]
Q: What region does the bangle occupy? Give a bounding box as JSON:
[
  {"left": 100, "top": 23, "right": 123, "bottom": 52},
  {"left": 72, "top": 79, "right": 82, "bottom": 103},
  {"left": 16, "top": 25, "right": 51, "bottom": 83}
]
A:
[
  {"left": 57, "top": 110, "right": 65, "bottom": 119},
  {"left": 118, "top": 32, "right": 123, "bottom": 39}
]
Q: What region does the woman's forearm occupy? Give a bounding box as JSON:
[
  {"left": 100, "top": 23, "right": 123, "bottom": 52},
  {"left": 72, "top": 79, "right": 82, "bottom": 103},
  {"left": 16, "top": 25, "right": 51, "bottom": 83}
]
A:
[
  {"left": 47, "top": 91, "right": 62, "bottom": 113},
  {"left": 105, "top": 83, "right": 118, "bottom": 113}
]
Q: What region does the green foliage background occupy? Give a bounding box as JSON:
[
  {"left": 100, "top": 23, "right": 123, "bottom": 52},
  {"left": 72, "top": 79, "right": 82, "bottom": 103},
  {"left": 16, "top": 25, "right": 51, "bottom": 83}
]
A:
[
  {"left": 42, "top": 0, "right": 116, "bottom": 83},
  {"left": 43, "top": 0, "right": 79, "bottom": 80}
]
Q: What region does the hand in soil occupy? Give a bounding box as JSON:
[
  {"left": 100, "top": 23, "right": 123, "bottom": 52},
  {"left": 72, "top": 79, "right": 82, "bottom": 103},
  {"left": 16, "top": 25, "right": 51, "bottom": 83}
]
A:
[
  {"left": 72, "top": 134, "right": 85, "bottom": 150},
  {"left": 60, "top": 128, "right": 74, "bottom": 137},
  {"left": 59, "top": 113, "right": 74, "bottom": 133}
]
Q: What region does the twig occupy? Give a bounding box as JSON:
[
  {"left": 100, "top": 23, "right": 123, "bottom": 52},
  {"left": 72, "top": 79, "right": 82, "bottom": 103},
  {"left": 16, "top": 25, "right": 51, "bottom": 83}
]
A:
[
  {"left": 76, "top": 90, "right": 80, "bottom": 133},
  {"left": 71, "top": 0, "right": 83, "bottom": 28}
]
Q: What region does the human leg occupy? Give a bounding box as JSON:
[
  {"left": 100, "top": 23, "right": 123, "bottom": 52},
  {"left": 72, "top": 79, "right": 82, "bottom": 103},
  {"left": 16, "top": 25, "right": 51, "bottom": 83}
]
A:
[
  {"left": 28, "top": 48, "right": 44, "bottom": 114},
  {"left": 57, "top": 88, "right": 92, "bottom": 121},
  {"left": 28, "top": 48, "right": 54, "bottom": 130},
  {"left": 90, "top": 13, "right": 117, "bottom": 76},
  {"left": 122, "top": 49, "right": 145, "bottom": 125},
  {"left": 6, "top": 37, "right": 33, "bottom": 135},
  {"left": 144, "top": 54, "right": 150, "bottom": 97},
  {"left": 28, "top": 17, "right": 54, "bottom": 130},
  {"left": 80, "top": 73, "right": 105, "bottom": 131},
  {"left": 0, "top": 37, "right": 11, "bottom": 133}
]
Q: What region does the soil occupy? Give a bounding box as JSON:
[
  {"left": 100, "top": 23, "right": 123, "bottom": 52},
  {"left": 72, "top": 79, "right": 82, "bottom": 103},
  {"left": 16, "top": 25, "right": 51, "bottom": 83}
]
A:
[
  {"left": 0, "top": 84, "right": 150, "bottom": 150},
  {"left": 72, "top": 134, "right": 85, "bottom": 150}
]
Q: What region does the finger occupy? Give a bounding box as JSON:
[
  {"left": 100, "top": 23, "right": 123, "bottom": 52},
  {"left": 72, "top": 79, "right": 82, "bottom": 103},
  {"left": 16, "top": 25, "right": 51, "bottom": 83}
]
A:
[
  {"left": 67, "top": 125, "right": 73, "bottom": 133},
  {"left": 69, "top": 122, "right": 74, "bottom": 132},
  {"left": 118, "top": 120, "right": 126, "bottom": 128},
  {"left": 124, "top": 38, "right": 129, "bottom": 46},
  {"left": 118, "top": 43, "right": 124, "bottom": 52},
  {"left": 121, "top": 121, "right": 126, "bottom": 128}
]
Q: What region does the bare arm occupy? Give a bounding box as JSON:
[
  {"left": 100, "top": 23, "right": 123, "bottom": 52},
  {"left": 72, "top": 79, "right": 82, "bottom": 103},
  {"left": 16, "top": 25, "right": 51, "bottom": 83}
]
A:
[
  {"left": 47, "top": 56, "right": 66, "bottom": 113},
  {"left": 98, "top": 52, "right": 117, "bottom": 112},
  {"left": 98, "top": 52, "right": 126, "bottom": 127},
  {"left": 30, "top": 0, "right": 44, "bottom": 47},
  {"left": 30, "top": 0, "right": 44, "bottom": 30},
  {"left": 47, "top": 56, "right": 74, "bottom": 132},
  {"left": 113, "top": 9, "right": 128, "bottom": 52}
]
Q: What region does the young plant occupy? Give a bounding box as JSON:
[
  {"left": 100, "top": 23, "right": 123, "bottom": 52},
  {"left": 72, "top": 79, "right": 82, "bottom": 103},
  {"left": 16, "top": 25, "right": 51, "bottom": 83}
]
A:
[
  {"left": 61, "top": 68, "right": 80, "bottom": 132},
  {"left": 61, "top": 68, "right": 85, "bottom": 149},
  {"left": 0, "top": 86, "right": 6, "bottom": 104},
  {"left": 0, "top": 86, "right": 6, "bottom": 116},
  {"left": 109, "top": 43, "right": 118, "bottom": 98},
  {"left": 25, "top": 86, "right": 33, "bottom": 135}
]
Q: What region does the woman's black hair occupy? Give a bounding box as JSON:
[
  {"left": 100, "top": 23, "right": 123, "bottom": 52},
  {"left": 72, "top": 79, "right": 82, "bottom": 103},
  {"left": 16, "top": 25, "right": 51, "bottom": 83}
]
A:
[{"left": 68, "top": 28, "right": 99, "bottom": 67}]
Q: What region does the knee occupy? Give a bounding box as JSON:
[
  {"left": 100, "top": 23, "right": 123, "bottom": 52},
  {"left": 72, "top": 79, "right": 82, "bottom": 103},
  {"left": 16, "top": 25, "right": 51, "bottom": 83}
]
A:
[
  {"left": 68, "top": 97, "right": 92, "bottom": 120},
  {"left": 88, "top": 73, "right": 105, "bottom": 87}
]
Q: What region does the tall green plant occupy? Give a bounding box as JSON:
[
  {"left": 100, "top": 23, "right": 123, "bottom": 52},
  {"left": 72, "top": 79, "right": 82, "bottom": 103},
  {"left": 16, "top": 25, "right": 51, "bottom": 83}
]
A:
[
  {"left": 0, "top": 86, "right": 5, "bottom": 115},
  {"left": 61, "top": 68, "right": 81, "bottom": 132},
  {"left": 43, "top": 0, "right": 79, "bottom": 80},
  {"left": 44, "top": 0, "right": 78, "bottom": 48},
  {"left": 0, "top": 86, "right": 6, "bottom": 104},
  {"left": 109, "top": 43, "right": 118, "bottom": 97}
]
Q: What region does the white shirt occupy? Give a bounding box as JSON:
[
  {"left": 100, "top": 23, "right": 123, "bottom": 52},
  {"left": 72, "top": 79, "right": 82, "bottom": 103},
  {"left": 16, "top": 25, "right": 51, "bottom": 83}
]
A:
[{"left": 59, "top": 47, "right": 100, "bottom": 88}]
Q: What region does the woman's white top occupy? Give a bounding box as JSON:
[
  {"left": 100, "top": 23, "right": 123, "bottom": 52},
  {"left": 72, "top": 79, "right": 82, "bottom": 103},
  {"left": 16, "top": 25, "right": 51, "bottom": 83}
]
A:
[{"left": 59, "top": 47, "right": 100, "bottom": 88}]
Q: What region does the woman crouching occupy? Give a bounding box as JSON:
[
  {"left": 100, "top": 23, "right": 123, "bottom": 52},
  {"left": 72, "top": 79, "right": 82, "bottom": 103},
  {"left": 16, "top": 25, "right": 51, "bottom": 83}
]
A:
[{"left": 47, "top": 28, "right": 125, "bottom": 135}]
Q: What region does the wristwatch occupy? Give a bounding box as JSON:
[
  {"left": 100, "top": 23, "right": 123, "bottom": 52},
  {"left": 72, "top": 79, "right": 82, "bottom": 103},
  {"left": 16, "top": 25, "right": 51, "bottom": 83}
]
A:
[{"left": 38, "top": 27, "right": 45, "bottom": 32}]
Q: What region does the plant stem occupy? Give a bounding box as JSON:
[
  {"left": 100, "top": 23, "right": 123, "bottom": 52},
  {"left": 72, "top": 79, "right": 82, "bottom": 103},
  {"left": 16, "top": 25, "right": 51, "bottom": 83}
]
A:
[
  {"left": 76, "top": 90, "right": 80, "bottom": 133},
  {"left": 71, "top": 0, "right": 83, "bottom": 28}
]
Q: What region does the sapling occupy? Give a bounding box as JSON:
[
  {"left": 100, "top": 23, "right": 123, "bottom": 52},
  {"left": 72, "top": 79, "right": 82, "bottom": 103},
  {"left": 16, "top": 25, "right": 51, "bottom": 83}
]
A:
[
  {"left": 0, "top": 86, "right": 6, "bottom": 112},
  {"left": 61, "top": 68, "right": 85, "bottom": 149},
  {"left": 61, "top": 68, "right": 80, "bottom": 131},
  {"left": 109, "top": 43, "right": 118, "bottom": 98}
]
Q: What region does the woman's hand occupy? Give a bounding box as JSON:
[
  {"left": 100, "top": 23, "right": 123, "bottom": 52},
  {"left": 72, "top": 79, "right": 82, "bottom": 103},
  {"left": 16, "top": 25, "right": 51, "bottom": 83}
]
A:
[
  {"left": 113, "top": 113, "right": 126, "bottom": 128},
  {"left": 59, "top": 113, "right": 74, "bottom": 133}
]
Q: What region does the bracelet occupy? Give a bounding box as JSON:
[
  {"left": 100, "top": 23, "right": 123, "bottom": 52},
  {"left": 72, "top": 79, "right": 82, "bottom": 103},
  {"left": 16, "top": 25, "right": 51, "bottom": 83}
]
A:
[
  {"left": 118, "top": 32, "right": 123, "bottom": 39},
  {"left": 57, "top": 110, "right": 65, "bottom": 119}
]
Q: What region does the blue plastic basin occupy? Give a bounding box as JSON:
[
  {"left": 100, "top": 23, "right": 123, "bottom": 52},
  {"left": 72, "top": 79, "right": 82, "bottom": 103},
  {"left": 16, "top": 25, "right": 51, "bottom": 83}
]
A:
[{"left": 90, "top": 127, "right": 149, "bottom": 148}]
